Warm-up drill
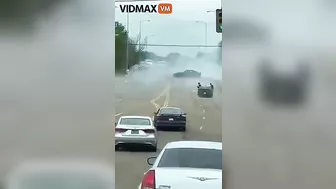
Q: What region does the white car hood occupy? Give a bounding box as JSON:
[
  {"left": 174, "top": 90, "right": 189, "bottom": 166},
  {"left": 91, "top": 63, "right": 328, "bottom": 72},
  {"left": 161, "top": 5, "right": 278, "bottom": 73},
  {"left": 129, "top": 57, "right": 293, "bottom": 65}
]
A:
[{"left": 155, "top": 167, "right": 222, "bottom": 189}]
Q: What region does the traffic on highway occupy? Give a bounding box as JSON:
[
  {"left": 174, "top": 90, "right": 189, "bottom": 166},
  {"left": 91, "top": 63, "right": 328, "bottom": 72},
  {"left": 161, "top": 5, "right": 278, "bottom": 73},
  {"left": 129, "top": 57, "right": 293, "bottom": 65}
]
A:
[
  {"left": 2, "top": 0, "right": 336, "bottom": 189},
  {"left": 115, "top": 62, "right": 222, "bottom": 189},
  {"left": 115, "top": 1, "right": 223, "bottom": 188},
  {"left": 115, "top": 0, "right": 336, "bottom": 188}
]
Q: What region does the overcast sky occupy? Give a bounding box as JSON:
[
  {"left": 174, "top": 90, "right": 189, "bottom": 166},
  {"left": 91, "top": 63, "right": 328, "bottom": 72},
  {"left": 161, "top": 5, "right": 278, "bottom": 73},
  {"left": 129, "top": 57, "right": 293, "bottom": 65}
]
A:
[
  {"left": 115, "top": 0, "right": 222, "bottom": 56},
  {"left": 115, "top": 0, "right": 335, "bottom": 56}
]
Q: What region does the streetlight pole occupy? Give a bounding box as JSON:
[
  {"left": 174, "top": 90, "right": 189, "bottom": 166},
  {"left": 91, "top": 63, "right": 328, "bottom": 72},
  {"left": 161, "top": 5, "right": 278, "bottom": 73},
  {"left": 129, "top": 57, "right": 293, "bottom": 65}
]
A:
[
  {"left": 144, "top": 35, "right": 155, "bottom": 52},
  {"left": 139, "top": 20, "right": 150, "bottom": 50},
  {"left": 205, "top": 23, "right": 207, "bottom": 50},
  {"left": 126, "top": 12, "right": 129, "bottom": 71},
  {"left": 196, "top": 21, "right": 208, "bottom": 51}
]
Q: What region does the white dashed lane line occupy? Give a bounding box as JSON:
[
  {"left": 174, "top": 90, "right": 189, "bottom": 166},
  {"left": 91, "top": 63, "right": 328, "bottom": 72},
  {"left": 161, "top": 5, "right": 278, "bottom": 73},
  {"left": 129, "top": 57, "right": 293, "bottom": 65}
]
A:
[
  {"left": 193, "top": 89, "right": 207, "bottom": 130},
  {"left": 200, "top": 107, "right": 206, "bottom": 130}
]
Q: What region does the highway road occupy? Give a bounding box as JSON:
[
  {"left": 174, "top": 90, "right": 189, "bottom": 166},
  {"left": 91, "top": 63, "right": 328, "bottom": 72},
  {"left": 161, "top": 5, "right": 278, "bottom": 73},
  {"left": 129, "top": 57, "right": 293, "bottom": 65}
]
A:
[
  {"left": 115, "top": 72, "right": 222, "bottom": 189},
  {"left": 116, "top": 60, "right": 336, "bottom": 189}
]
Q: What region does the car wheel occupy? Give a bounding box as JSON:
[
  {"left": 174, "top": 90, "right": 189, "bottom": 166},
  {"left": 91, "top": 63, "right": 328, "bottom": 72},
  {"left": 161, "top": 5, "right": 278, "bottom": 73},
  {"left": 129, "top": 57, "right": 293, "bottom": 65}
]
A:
[
  {"left": 181, "top": 127, "right": 186, "bottom": 132},
  {"left": 115, "top": 145, "right": 120, "bottom": 151}
]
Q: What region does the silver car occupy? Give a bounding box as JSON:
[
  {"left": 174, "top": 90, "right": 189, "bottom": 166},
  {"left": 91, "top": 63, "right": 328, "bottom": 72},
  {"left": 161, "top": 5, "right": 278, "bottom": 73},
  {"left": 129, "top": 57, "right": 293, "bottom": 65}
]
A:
[{"left": 115, "top": 116, "right": 158, "bottom": 151}]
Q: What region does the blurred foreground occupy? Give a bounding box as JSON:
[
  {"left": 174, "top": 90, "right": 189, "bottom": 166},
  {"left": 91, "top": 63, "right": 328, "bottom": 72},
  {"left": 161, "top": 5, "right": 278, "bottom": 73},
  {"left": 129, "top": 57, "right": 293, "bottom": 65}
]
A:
[
  {"left": 0, "top": 0, "right": 115, "bottom": 187},
  {"left": 0, "top": 0, "right": 336, "bottom": 189}
]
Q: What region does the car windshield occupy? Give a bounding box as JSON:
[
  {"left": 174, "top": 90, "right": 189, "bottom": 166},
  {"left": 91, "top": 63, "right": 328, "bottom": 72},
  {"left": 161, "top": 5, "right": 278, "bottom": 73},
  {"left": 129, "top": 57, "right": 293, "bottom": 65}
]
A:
[
  {"left": 159, "top": 108, "right": 182, "bottom": 115},
  {"left": 157, "top": 148, "right": 222, "bottom": 170},
  {"left": 119, "top": 118, "right": 150, "bottom": 125},
  {"left": 18, "top": 173, "right": 110, "bottom": 189}
]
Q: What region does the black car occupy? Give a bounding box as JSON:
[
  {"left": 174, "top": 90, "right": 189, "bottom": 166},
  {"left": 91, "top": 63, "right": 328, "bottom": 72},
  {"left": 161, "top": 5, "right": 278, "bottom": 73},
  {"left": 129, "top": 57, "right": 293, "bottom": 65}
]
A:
[
  {"left": 173, "top": 70, "right": 201, "bottom": 78},
  {"left": 153, "top": 107, "right": 187, "bottom": 131},
  {"left": 197, "top": 83, "right": 214, "bottom": 98},
  {"left": 258, "top": 58, "right": 310, "bottom": 104}
]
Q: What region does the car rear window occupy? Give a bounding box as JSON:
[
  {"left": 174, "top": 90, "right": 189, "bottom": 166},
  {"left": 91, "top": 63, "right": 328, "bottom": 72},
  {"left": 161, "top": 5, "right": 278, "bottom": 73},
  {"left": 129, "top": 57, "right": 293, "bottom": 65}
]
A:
[
  {"left": 157, "top": 148, "right": 222, "bottom": 170},
  {"left": 119, "top": 118, "right": 150, "bottom": 125},
  {"left": 159, "top": 108, "right": 181, "bottom": 115}
]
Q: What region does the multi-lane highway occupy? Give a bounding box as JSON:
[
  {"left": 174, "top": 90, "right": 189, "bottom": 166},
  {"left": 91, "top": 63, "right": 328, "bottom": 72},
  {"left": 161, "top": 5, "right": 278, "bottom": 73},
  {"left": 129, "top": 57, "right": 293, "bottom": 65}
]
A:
[
  {"left": 116, "top": 59, "right": 336, "bottom": 189},
  {"left": 115, "top": 70, "right": 222, "bottom": 189}
]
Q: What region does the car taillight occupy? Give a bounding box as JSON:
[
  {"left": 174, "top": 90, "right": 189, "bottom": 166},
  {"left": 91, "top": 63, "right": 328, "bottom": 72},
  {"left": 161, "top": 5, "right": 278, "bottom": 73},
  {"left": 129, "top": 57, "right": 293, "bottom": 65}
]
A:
[
  {"left": 143, "top": 129, "right": 155, "bottom": 133},
  {"left": 115, "top": 128, "right": 127, "bottom": 133},
  {"left": 141, "top": 170, "right": 155, "bottom": 189}
]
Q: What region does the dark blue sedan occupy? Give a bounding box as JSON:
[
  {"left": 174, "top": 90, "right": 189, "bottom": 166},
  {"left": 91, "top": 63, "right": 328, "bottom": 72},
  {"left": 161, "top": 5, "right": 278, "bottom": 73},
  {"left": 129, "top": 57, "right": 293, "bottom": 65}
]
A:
[{"left": 153, "top": 107, "right": 187, "bottom": 131}]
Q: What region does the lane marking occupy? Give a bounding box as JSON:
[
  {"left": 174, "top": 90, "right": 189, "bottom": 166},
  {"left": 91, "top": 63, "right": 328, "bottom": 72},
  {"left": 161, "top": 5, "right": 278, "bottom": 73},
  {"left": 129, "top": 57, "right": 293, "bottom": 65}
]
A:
[
  {"left": 150, "top": 84, "right": 170, "bottom": 110},
  {"left": 200, "top": 104, "right": 202, "bottom": 107},
  {"left": 163, "top": 85, "right": 170, "bottom": 107},
  {"left": 116, "top": 99, "right": 122, "bottom": 102},
  {"left": 151, "top": 86, "right": 167, "bottom": 102},
  {"left": 203, "top": 117, "right": 205, "bottom": 119},
  {"left": 150, "top": 99, "right": 160, "bottom": 110},
  {"left": 200, "top": 126, "right": 203, "bottom": 130},
  {"left": 115, "top": 112, "right": 123, "bottom": 117},
  {"left": 203, "top": 109, "right": 205, "bottom": 113}
]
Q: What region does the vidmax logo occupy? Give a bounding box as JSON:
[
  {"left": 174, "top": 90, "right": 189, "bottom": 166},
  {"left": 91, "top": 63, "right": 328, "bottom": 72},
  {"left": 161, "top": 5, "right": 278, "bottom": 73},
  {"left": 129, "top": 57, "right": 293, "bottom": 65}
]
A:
[{"left": 119, "top": 3, "right": 172, "bottom": 14}]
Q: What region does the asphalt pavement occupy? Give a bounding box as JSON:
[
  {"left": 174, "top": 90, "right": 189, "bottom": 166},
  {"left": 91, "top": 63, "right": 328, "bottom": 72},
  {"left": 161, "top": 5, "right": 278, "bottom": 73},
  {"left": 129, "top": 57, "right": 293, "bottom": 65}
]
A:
[
  {"left": 116, "top": 61, "right": 336, "bottom": 189},
  {"left": 115, "top": 74, "right": 222, "bottom": 189}
]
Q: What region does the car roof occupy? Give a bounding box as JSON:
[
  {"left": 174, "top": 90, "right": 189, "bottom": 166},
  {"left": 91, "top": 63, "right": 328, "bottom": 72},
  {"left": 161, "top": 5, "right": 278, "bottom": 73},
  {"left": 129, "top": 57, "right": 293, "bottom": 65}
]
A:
[
  {"left": 164, "top": 141, "right": 222, "bottom": 150},
  {"left": 160, "top": 107, "right": 181, "bottom": 110},
  {"left": 119, "top": 115, "right": 151, "bottom": 119}
]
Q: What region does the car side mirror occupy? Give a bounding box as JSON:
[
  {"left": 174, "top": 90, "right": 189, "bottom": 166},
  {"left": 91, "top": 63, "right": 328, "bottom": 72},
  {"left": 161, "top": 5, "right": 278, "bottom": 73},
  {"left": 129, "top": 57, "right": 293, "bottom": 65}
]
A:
[
  {"left": 115, "top": 122, "right": 117, "bottom": 126},
  {"left": 147, "top": 157, "right": 157, "bottom": 165}
]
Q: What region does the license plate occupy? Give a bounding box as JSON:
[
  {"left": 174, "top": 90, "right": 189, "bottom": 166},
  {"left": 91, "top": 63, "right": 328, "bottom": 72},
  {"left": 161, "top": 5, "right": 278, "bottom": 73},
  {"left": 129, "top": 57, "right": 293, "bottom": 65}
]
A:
[
  {"left": 131, "top": 130, "right": 139, "bottom": 134},
  {"left": 169, "top": 118, "right": 174, "bottom": 121}
]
